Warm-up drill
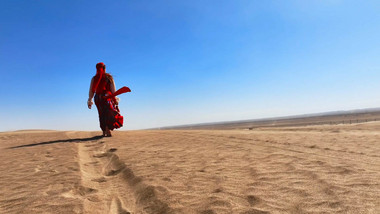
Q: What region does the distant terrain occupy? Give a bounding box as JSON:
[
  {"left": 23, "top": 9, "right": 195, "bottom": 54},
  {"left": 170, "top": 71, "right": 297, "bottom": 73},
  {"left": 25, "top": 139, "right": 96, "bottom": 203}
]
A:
[{"left": 159, "top": 108, "right": 380, "bottom": 130}]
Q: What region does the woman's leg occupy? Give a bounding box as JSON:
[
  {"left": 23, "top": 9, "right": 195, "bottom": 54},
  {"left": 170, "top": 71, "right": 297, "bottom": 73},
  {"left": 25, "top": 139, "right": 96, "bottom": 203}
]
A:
[
  {"left": 105, "top": 126, "right": 112, "bottom": 137},
  {"left": 94, "top": 94, "right": 107, "bottom": 136}
]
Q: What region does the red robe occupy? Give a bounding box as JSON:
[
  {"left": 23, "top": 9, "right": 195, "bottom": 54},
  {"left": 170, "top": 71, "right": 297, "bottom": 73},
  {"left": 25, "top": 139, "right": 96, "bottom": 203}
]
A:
[{"left": 93, "top": 72, "right": 123, "bottom": 131}]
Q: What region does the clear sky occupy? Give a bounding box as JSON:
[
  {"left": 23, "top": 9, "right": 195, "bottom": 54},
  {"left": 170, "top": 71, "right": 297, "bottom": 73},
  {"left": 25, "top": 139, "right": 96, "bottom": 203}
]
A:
[{"left": 1, "top": 0, "right": 379, "bottom": 131}]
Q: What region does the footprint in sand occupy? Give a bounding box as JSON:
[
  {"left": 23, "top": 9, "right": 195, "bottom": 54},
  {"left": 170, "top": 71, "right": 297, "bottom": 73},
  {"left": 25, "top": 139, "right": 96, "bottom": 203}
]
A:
[
  {"left": 240, "top": 209, "right": 270, "bottom": 214},
  {"left": 93, "top": 152, "right": 110, "bottom": 158},
  {"left": 62, "top": 185, "right": 98, "bottom": 199},
  {"left": 213, "top": 188, "right": 223, "bottom": 193},
  {"left": 109, "top": 197, "right": 131, "bottom": 214},
  {"left": 102, "top": 155, "right": 126, "bottom": 176},
  {"left": 91, "top": 177, "right": 107, "bottom": 183},
  {"left": 86, "top": 195, "right": 101, "bottom": 202},
  {"left": 247, "top": 195, "right": 261, "bottom": 206},
  {"left": 74, "top": 185, "right": 98, "bottom": 196},
  {"left": 108, "top": 148, "right": 118, "bottom": 152},
  {"left": 86, "top": 161, "right": 99, "bottom": 165}
]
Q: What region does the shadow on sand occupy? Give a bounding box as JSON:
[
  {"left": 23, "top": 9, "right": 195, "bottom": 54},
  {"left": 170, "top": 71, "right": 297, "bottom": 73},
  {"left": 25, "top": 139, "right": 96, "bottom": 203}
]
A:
[{"left": 8, "top": 135, "right": 104, "bottom": 149}]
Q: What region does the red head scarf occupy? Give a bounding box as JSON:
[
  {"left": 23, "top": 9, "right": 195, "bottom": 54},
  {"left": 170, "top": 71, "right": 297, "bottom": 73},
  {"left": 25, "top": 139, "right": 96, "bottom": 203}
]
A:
[
  {"left": 96, "top": 62, "right": 105, "bottom": 70},
  {"left": 92, "top": 62, "right": 106, "bottom": 93}
]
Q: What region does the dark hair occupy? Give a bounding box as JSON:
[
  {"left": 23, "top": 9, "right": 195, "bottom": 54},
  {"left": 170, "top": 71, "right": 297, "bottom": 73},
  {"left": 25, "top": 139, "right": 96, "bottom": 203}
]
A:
[{"left": 105, "top": 73, "right": 114, "bottom": 83}]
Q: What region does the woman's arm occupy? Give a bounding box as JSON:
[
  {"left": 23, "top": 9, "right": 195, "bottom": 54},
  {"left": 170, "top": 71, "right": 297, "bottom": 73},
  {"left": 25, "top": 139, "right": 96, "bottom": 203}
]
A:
[
  {"left": 110, "top": 78, "right": 116, "bottom": 94},
  {"left": 88, "top": 77, "right": 95, "bottom": 109}
]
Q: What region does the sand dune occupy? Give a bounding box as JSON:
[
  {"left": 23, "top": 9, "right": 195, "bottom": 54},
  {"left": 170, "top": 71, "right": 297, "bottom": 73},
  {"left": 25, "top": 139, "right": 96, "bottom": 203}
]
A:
[{"left": 0, "top": 123, "right": 379, "bottom": 213}]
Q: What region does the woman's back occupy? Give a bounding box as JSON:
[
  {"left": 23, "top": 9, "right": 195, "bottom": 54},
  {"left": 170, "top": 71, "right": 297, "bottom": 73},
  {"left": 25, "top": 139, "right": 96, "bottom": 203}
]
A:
[{"left": 94, "top": 73, "right": 113, "bottom": 94}]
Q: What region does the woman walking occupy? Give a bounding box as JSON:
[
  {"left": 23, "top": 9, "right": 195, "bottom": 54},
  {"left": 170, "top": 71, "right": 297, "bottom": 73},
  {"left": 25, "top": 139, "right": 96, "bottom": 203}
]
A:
[{"left": 87, "top": 62, "right": 123, "bottom": 137}]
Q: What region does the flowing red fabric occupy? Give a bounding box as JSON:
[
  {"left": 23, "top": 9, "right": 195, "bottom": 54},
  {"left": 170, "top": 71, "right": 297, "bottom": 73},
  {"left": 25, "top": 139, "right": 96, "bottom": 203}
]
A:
[
  {"left": 95, "top": 94, "right": 123, "bottom": 131},
  {"left": 105, "top": 86, "right": 131, "bottom": 99}
]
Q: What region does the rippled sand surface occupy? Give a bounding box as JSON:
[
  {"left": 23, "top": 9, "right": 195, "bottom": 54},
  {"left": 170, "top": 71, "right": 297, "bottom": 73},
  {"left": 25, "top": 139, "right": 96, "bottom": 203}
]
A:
[{"left": 0, "top": 123, "right": 379, "bottom": 213}]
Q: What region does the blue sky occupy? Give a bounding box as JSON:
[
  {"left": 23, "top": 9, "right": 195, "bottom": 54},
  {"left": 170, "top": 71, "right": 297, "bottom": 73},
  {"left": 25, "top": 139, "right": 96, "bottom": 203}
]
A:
[{"left": 1, "top": 0, "right": 379, "bottom": 131}]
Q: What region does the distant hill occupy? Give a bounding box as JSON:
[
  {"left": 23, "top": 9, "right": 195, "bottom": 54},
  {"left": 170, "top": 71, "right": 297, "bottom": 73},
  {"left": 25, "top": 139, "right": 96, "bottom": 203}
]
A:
[{"left": 157, "top": 107, "right": 380, "bottom": 130}]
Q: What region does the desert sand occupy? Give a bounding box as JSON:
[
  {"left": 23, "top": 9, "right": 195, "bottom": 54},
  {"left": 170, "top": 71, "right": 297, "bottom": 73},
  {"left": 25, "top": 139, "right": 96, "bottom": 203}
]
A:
[{"left": 0, "top": 123, "right": 379, "bottom": 213}]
